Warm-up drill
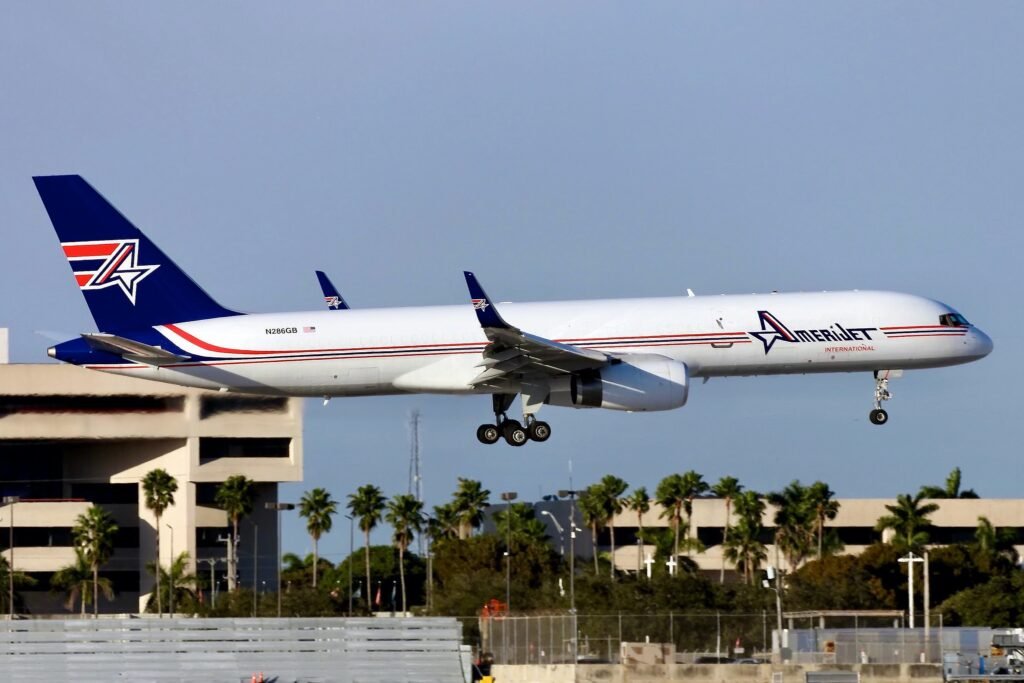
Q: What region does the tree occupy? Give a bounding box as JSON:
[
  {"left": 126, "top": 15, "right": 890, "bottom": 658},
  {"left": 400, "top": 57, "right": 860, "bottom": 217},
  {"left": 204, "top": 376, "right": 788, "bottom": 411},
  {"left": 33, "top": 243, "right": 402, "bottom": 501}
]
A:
[
  {"left": 919, "top": 467, "right": 979, "bottom": 499},
  {"left": 723, "top": 490, "right": 767, "bottom": 584},
  {"left": 299, "top": 488, "right": 338, "bottom": 588},
  {"left": 679, "top": 471, "right": 709, "bottom": 555},
  {"left": 347, "top": 484, "right": 386, "bottom": 611},
  {"left": 711, "top": 476, "right": 743, "bottom": 583},
  {"left": 974, "top": 515, "right": 1019, "bottom": 573},
  {"left": 385, "top": 493, "right": 424, "bottom": 614},
  {"left": 598, "top": 475, "right": 628, "bottom": 579},
  {"left": 578, "top": 485, "right": 607, "bottom": 575},
  {"left": 146, "top": 551, "right": 199, "bottom": 614},
  {"left": 655, "top": 474, "right": 687, "bottom": 568},
  {"left": 0, "top": 555, "right": 35, "bottom": 615},
  {"left": 51, "top": 549, "right": 111, "bottom": 616},
  {"left": 428, "top": 503, "right": 460, "bottom": 543},
  {"left": 624, "top": 487, "right": 651, "bottom": 574},
  {"left": 875, "top": 492, "right": 939, "bottom": 551},
  {"left": 451, "top": 478, "right": 490, "bottom": 540},
  {"left": 215, "top": 475, "right": 254, "bottom": 591},
  {"left": 72, "top": 505, "right": 119, "bottom": 616},
  {"left": 768, "top": 481, "right": 813, "bottom": 570},
  {"left": 805, "top": 481, "right": 840, "bottom": 561},
  {"left": 142, "top": 467, "right": 178, "bottom": 617}
]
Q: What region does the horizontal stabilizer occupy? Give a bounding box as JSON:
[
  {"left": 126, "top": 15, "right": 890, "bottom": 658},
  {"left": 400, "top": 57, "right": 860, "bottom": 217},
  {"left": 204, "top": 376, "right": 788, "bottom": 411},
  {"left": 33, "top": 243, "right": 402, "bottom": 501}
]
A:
[{"left": 81, "top": 333, "right": 188, "bottom": 366}]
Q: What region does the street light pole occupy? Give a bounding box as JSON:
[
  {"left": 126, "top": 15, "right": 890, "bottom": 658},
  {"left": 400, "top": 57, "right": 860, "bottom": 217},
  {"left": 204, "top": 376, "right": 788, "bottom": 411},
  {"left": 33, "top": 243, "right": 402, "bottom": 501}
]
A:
[
  {"left": 166, "top": 524, "right": 174, "bottom": 616},
  {"left": 898, "top": 551, "right": 924, "bottom": 628},
  {"left": 499, "top": 492, "right": 517, "bottom": 614},
  {"left": 198, "top": 558, "right": 220, "bottom": 609},
  {"left": 539, "top": 511, "right": 564, "bottom": 556},
  {"left": 345, "top": 514, "right": 354, "bottom": 616},
  {"left": 266, "top": 502, "right": 296, "bottom": 618},
  {"left": 558, "top": 489, "right": 581, "bottom": 662},
  {"left": 4, "top": 496, "right": 19, "bottom": 619}
]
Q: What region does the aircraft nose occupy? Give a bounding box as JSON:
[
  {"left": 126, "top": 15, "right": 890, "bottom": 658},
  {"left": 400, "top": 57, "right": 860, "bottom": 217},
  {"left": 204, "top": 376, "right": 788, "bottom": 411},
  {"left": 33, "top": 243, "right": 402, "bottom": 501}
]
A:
[{"left": 971, "top": 328, "right": 994, "bottom": 358}]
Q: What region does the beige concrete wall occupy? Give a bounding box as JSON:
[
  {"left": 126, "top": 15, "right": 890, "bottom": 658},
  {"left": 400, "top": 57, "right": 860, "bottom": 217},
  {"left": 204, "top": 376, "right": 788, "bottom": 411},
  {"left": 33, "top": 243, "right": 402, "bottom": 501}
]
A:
[{"left": 492, "top": 663, "right": 943, "bottom": 682}]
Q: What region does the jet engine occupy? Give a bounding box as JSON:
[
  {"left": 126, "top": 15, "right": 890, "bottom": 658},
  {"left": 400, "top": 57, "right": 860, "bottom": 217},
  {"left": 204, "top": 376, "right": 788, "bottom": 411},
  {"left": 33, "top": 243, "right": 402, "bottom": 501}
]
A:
[{"left": 546, "top": 355, "right": 689, "bottom": 412}]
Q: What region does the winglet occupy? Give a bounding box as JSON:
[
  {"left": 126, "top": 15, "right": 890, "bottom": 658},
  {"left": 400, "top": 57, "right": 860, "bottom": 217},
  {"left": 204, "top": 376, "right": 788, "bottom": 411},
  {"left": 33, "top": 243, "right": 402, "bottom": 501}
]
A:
[
  {"left": 315, "top": 270, "right": 350, "bottom": 310},
  {"left": 463, "top": 271, "right": 512, "bottom": 329}
]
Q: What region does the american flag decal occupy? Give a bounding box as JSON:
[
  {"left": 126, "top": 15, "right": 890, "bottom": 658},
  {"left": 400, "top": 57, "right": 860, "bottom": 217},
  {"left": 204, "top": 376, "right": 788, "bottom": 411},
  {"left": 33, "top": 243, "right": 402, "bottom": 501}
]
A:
[{"left": 303, "top": 326, "right": 316, "bottom": 333}]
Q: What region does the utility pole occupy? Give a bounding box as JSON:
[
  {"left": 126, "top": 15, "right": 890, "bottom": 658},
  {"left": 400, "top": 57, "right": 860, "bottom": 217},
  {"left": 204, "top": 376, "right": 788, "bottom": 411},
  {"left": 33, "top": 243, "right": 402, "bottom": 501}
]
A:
[
  {"left": 762, "top": 567, "right": 784, "bottom": 661},
  {"left": 167, "top": 524, "right": 174, "bottom": 616},
  {"left": 266, "top": 502, "right": 296, "bottom": 618},
  {"left": 4, "top": 496, "right": 19, "bottom": 619},
  {"left": 558, "top": 488, "right": 581, "bottom": 663},
  {"left": 408, "top": 410, "right": 424, "bottom": 557},
  {"left": 898, "top": 552, "right": 924, "bottom": 628},
  {"left": 198, "top": 558, "right": 220, "bottom": 609}
]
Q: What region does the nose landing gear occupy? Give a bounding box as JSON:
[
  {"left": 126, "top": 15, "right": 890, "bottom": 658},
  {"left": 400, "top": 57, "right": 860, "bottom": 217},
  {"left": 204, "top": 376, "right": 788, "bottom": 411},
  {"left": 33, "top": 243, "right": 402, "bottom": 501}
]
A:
[
  {"left": 869, "top": 371, "right": 893, "bottom": 425},
  {"left": 476, "top": 393, "right": 552, "bottom": 446}
]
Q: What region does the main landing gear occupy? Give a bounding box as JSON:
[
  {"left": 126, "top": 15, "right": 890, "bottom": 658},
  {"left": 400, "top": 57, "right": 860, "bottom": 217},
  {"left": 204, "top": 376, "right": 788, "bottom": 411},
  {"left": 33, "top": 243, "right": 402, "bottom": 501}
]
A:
[
  {"left": 869, "top": 371, "right": 891, "bottom": 425},
  {"left": 477, "top": 394, "right": 551, "bottom": 446}
]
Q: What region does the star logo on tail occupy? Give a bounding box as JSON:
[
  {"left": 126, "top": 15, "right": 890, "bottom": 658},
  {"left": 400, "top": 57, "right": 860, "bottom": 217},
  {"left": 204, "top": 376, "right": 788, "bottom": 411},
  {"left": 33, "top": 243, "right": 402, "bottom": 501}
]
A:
[{"left": 62, "top": 239, "right": 159, "bottom": 305}]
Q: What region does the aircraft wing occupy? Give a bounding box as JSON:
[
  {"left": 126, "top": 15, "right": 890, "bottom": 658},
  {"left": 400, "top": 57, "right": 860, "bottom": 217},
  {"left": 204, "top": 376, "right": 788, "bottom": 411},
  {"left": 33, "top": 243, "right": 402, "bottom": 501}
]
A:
[
  {"left": 81, "top": 333, "right": 189, "bottom": 366},
  {"left": 463, "top": 272, "right": 608, "bottom": 387}
]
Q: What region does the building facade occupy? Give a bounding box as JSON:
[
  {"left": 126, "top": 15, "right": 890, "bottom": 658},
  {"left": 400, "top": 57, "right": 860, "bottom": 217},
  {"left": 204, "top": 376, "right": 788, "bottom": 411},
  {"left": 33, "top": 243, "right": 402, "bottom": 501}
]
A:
[{"left": 0, "top": 362, "right": 302, "bottom": 614}]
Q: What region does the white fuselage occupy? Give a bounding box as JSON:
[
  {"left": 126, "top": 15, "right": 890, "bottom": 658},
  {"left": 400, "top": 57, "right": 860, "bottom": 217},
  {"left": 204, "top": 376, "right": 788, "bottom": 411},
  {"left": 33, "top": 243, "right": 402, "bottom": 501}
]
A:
[{"left": 82, "top": 290, "right": 993, "bottom": 399}]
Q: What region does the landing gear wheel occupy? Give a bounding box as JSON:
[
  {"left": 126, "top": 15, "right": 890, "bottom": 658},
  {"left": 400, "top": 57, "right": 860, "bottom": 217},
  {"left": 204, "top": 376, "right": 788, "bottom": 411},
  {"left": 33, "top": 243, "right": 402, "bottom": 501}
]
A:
[
  {"left": 502, "top": 420, "right": 528, "bottom": 447},
  {"left": 869, "top": 409, "right": 888, "bottom": 425},
  {"left": 476, "top": 424, "right": 500, "bottom": 444},
  {"left": 527, "top": 421, "right": 551, "bottom": 442}
]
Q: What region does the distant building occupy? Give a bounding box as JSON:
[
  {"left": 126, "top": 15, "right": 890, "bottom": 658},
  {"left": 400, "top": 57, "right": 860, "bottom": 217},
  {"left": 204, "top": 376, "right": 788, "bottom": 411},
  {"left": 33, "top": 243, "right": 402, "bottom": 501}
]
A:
[
  {"left": 0, "top": 361, "right": 302, "bottom": 614},
  {"left": 490, "top": 496, "right": 1024, "bottom": 578}
]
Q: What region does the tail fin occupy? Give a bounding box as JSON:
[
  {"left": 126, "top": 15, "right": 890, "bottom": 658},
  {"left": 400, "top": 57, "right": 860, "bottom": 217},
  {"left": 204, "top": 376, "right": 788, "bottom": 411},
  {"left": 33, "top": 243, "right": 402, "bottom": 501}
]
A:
[
  {"left": 315, "top": 270, "right": 350, "bottom": 310},
  {"left": 33, "top": 175, "right": 238, "bottom": 332}
]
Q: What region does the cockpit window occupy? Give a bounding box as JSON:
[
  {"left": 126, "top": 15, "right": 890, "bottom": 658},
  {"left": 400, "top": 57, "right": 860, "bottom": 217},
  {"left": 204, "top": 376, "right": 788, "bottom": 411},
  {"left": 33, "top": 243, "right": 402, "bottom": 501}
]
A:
[{"left": 939, "top": 313, "right": 970, "bottom": 327}]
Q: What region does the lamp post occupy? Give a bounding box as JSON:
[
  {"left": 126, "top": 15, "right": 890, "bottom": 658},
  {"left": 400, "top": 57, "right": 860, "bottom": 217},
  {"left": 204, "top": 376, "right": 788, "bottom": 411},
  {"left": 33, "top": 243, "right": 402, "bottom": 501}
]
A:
[
  {"left": 762, "top": 566, "right": 783, "bottom": 660},
  {"left": 3, "top": 496, "right": 19, "bottom": 619},
  {"left": 198, "top": 558, "right": 220, "bottom": 609},
  {"left": 166, "top": 523, "right": 174, "bottom": 617},
  {"left": 558, "top": 489, "right": 581, "bottom": 662},
  {"left": 898, "top": 551, "right": 925, "bottom": 628},
  {"left": 345, "top": 514, "right": 354, "bottom": 616},
  {"left": 499, "top": 492, "right": 517, "bottom": 613},
  {"left": 539, "top": 510, "right": 564, "bottom": 556},
  {"left": 266, "top": 501, "right": 296, "bottom": 618}
]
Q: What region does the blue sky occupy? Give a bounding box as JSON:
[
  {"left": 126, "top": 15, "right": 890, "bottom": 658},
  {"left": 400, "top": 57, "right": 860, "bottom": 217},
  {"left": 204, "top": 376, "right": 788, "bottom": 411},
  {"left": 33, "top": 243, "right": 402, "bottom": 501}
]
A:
[{"left": 2, "top": 3, "right": 1020, "bottom": 561}]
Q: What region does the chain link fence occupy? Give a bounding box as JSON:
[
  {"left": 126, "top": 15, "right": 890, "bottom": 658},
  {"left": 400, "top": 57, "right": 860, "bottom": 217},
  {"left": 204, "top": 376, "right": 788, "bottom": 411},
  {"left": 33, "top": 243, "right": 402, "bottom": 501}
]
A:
[
  {"left": 471, "top": 612, "right": 772, "bottom": 665},
  {"left": 460, "top": 613, "right": 999, "bottom": 667}
]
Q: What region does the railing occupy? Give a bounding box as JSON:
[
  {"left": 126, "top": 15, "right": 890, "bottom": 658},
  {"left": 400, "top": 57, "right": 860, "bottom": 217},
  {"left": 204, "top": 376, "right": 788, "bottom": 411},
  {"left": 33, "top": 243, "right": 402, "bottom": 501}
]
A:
[{"left": 0, "top": 617, "right": 468, "bottom": 682}]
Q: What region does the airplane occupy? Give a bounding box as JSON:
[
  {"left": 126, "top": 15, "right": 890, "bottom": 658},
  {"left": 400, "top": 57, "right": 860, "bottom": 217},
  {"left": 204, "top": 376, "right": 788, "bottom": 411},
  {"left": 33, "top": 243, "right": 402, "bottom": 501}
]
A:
[
  {"left": 34, "top": 175, "right": 993, "bottom": 446},
  {"left": 315, "top": 270, "right": 350, "bottom": 311}
]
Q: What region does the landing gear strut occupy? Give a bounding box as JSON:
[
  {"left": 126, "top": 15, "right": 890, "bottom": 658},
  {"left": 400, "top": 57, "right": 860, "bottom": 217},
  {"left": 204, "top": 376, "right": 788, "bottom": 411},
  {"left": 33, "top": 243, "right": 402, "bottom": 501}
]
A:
[
  {"left": 870, "top": 372, "right": 891, "bottom": 425},
  {"left": 476, "top": 393, "right": 552, "bottom": 446}
]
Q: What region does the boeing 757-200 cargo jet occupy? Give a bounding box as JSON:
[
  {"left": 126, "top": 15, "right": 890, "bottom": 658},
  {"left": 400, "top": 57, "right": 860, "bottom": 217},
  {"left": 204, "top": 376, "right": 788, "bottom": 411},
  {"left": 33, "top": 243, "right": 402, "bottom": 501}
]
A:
[{"left": 34, "top": 175, "right": 993, "bottom": 446}]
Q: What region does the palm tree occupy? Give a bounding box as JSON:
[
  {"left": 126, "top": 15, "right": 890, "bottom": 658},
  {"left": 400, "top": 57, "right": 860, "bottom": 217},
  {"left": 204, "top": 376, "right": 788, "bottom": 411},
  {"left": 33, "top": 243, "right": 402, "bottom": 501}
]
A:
[
  {"left": 347, "top": 484, "right": 386, "bottom": 611},
  {"left": 299, "top": 488, "right": 338, "bottom": 588},
  {"left": 711, "top": 476, "right": 743, "bottom": 583},
  {"left": 428, "top": 503, "right": 460, "bottom": 542},
  {"left": 679, "top": 471, "right": 709, "bottom": 555},
  {"left": 805, "top": 481, "right": 840, "bottom": 561},
  {"left": 215, "top": 475, "right": 254, "bottom": 591},
  {"left": 598, "top": 475, "right": 628, "bottom": 579},
  {"left": 974, "top": 516, "right": 1018, "bottom": 572},
  {"left": 145, "top": 551, "right": 199, "bottom": 614},
  {"left": 577, "top": 485, "right": 606, "bottom": 575},
  {"left": 51, "top": 549, "right": 112, "bottom": 616},
  {"left": 386, "top": 494, "right": 424, "bottom": 614},
  {"left": 451, "top": 479, "right": 490, "bottom": 540},
  {"left": 72, "top": 505, "right": 118, "bottom": 616},
  {"left": 768, "top": 481, "right": 813, "bottom": 570},
  {"left": 919, "top": 467, "right": 979, "bottom": 499},
  {"left": 624, "top": 487, "right": 651, "bottom": 574},
  {"left": 723, "top": 491, "right": 767, "bottom": 584},
  {"left": 0, "top": 555, "right": 35, "bottom": 615},
  {"left": 142, "top": 468, "right": 177, "bottom": 616},
  {"left": 656, "top": 474, "right": 687, "bottom": 570},
  {"left": 875, "top": 492, "right": 939, "bottom": 551}
]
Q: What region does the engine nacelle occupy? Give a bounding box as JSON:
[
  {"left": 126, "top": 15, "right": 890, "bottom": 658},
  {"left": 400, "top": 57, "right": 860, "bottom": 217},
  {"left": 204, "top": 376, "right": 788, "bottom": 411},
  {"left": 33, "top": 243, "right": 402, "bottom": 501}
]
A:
[{"left": 546, "top": 355, "right": 689, "bottom": 412}]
